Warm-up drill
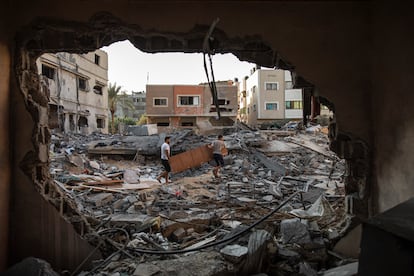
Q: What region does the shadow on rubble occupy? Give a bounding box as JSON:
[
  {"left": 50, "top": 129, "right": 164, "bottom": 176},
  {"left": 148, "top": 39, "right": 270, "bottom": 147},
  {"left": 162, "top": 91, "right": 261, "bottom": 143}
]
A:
[{"left": 41, "top": 122, "right": 357, "bottom": 275}]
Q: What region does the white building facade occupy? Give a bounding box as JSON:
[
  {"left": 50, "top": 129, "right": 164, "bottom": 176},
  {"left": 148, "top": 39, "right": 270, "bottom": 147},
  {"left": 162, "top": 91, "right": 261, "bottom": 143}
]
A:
[
  {"left": 37, "top": 50, "right": 109, "bottom": 134},
  {"left": 241, "top": 67, "right": 303, "bottom": 128}
]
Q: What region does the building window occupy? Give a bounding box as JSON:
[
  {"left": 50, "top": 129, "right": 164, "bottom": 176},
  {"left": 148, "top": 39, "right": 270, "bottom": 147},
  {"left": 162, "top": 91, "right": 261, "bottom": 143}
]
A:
[
  {"left": 265, "top": 102, "right": 279, "bottom": 110},
  {"left": 78, "top": 77, "right": 89, "bottom": 91},
  {"left": 211, "top": 98, "right": 228, "bottom": 105},
  {"left": 93, "top": 85, "right": 103, "bottom": 95},
  {"left": 78, "top": 116, "right": 88, "bottom": 128},
  {"left": 178, "top": 96, "right": 200, "bottom": 106},
  {"left": 94, "top": 54, "right": 100, "bottom": 65},
  {"left": 253, "top": 104, "right": 256, "bottom": 112},
  {"left": 265, "top": 82, "right": 279, "bottom": 91},
  {"left": 157, "top": 122, "right": 169, "bottom": 126},
  {"left": 285, "top": 101, "right": 303, "bottom": 109},
  {"left": 154, "top": 98, "right": 167, "bottom": 106},
  {"left": 41, "top": 64, "right": 56, "bottom": 80},
  {"left": 96, "top": 118, "right": 105, "bottom": 128},
  {"left": 252, "top": 86, "right": 256, "bottom": 93}
]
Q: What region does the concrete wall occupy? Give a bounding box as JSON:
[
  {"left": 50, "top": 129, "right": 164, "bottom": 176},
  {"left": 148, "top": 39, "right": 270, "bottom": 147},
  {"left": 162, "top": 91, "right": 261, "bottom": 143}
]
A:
[
  {"left": 174, "top": 85, "right": 204, "bottom": 115},
  {"left": 146, "top": 85, "right": 174, "bottom": 116},
  {"left": 0, "top": 36, "right": 11, "bottom": 271},
  {"left": 371, "top": 3, "right": 414, "bottom": 212},
  {"left": 258, "top": 69, "right": 285, "bottom": 120}
]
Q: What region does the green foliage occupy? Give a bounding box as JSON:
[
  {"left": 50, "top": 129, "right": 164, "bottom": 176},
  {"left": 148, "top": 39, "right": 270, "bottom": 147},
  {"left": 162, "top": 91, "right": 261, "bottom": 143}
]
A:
[
  {"left": 108, "top": 82, "right": 135, "bottom": 133},
  {"left": 109, "top": 117, "right": 137, "bottom": 133},
  {"left": 137, "top": 114, "right": 147, "bottom": 125}
]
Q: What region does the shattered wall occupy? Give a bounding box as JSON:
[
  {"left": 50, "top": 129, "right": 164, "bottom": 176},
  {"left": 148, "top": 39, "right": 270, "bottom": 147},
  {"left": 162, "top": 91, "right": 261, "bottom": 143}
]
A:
[{"left": 2, "top": 0, "right": 414, "bottom": 271}]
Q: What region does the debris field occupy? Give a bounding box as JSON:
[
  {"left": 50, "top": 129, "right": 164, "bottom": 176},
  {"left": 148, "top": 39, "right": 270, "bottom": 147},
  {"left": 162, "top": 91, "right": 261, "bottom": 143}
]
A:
[{"left": 48, "top": 124, "right": 355, "bottom": 276}]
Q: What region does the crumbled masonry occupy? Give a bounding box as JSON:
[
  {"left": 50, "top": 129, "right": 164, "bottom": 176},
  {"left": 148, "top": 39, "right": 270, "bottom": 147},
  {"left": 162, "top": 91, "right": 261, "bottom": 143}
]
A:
[{"left": 48, "top": 123, "right": 355, "bottom": 275}]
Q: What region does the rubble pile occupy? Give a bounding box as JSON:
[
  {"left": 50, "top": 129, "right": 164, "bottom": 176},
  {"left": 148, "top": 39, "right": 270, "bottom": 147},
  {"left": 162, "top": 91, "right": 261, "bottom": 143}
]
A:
[{"left": 48, "top": 125, "right": 354, "bottom": 276}]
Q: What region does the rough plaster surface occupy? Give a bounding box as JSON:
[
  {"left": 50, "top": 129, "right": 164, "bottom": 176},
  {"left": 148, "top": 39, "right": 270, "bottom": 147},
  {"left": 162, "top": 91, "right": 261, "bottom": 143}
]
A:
[
  {"left": 0, "top": 41, "right": 11, "bottom": 271},
  {"left": 6, "top": 0, "right": 414, "bottom": 270}
]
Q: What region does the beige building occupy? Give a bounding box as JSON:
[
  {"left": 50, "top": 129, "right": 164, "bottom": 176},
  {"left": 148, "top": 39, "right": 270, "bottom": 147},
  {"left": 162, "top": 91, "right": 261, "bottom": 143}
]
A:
[
  {"left": 36, "top": 50, "right": 109, "bottom": 134},
  {"left": 243, "top": 68, "right": 288, "bottom": 127}
]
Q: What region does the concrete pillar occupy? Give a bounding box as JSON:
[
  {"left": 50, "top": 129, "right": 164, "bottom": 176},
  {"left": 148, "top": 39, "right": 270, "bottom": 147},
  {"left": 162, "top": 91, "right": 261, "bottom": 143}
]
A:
[
  {"left": 0, "top": 41, "right": 11, "bottom": 270},
  {"left": 62, "top": 113, "right": 68, "bottom": 133}
]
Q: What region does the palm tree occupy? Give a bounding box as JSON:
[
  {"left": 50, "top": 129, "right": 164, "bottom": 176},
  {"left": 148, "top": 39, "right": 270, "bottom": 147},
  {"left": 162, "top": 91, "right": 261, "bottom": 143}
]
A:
[
  {"left": 108, "top": 82, "right": 122, "bottom": 133},
  {"left": 108, "top": 82, "right": 135, "bottom": 133}
]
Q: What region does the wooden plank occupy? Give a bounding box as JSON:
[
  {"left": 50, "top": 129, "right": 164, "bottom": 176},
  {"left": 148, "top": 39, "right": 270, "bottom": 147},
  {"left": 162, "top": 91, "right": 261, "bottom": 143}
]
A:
[
  {"left": 169, "top": 145, "right": 213, "bottom": 173},
  {"left": 83, "top": 180, "right": 124, "bottom": 186}
]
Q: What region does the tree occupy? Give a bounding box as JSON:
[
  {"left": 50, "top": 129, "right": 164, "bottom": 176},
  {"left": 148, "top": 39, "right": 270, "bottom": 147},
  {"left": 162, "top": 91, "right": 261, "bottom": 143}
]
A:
[{"left": 108, "top": 82, "right": 135, "bottom": 133}]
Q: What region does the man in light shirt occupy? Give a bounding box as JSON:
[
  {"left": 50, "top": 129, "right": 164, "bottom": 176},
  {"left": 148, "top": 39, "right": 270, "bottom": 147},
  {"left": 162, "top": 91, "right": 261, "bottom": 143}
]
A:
[
  {"left": 157, "top": 136, "right": 171, "bottom": 184},
  {"left": 208, "top": 134, "right": 226, "bottom": 178}
]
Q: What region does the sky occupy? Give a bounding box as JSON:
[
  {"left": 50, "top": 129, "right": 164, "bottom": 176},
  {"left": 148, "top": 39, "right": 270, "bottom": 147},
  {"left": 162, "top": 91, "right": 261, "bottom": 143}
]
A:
[{"left": 101, "top": 40, "right": 259, "bottom": 93}]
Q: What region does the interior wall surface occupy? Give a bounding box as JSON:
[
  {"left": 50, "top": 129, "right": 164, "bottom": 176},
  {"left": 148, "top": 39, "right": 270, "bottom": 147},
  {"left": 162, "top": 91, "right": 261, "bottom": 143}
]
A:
[
  {"left": 371, "top": 3, "right": 414, "bottom": 212},
  {"left": 0, "top": 34, "right": 11, "bottom": 272},
  {"left": 3, "top": 0, "right": 413, "bottom": 271}
]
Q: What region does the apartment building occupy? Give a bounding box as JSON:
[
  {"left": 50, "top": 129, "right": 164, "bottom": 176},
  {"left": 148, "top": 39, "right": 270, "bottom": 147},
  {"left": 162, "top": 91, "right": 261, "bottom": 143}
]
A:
[
  {"left": 146, "top": 80, "right": 238, "bottom": 131},
  {"left": 115, "top": 91, "right": 146, "bottom": 119},
  {"left": 240, "top": 67, "right": 303, "bottom": 128},
  {"left": 37, "top": 50, "right": 109, "bottom": 134}
]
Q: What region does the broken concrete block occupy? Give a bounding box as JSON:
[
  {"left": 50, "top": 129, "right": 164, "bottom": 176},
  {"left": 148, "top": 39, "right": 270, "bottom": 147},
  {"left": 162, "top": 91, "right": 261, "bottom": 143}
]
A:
[
  {"left": 321, "top": 262, "right": 358, "bottom": 276},
  {"left": 89, "top": 160, "right": 100, "bottom": 170},
  {"left": 299, "top": 262, "right": 317, "bottom": 276},
  {"left": 278, "top": 247, "right": 300, "bottom": 259},
  {"left": 2, "top": 257, "right": 59, "bottom": 276},
  {"left": 109, "top": 213, "right": 151, "bottom": 231},
  {"left": 237, "top": 197, "right": 257, "bottom": 205},
  {"left": 162, "top": 213, "right": 214, "bottom": 237},
  {"left": 268, "top": 184, "right": 283, "bottom": 198},
  {"left": 68, "top": 154, "right": 84, "bottom": 168},
  {"left": 88, "top": 193, "right": 114, "bottom": 207},
  {"left": 280, "top": 218, "right": 311, "bottom": 244},
  {"left": 220, "top": 244, "right": 248, "bottom": 263},
  {"left": 242, "top": 230, "right": 273, "bottom": 275},
  {"left": 242, "top": 177, "right": 249, "bottom": 183},
  {"left": 223, "top": 155, "right": 233, "bottom": 165},
  {"left": 133, "top": 263, "right": 161, "bottom": 276},
  {"left": 222, "top": 220, "right": 242, "bottom": 229},
  {"left": 171, "top": 227, "right": 186, "bottom": 242},
  {"left": 134, "top": 252, "right": 230, "bottom": 276},
  {"left": 226, "top": 181, "right": 244, "bottom": 188},
  {"left": 126, "top": 195, "right": 139, "bottom": 203},
  {"left": 113, "top": 198, "right": 127, "bottom": 209},
  {"left": 124, "top": 169, "right": 140, "bottom": 184},
  {"left": 262, "top": 195, "right": 273, "bottom": 202}
]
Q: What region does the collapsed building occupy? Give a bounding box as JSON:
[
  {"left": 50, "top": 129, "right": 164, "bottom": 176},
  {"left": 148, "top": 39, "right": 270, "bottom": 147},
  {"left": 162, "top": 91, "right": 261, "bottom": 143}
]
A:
[{"left": 1, "top": 1, "right": 414, "bottom": 276}]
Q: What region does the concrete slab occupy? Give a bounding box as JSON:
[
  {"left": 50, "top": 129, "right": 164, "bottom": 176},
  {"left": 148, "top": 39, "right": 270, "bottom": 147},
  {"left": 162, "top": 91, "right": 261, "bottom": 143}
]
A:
[{"left": 322, "top": 262, "right": 358, "bottom": 276}]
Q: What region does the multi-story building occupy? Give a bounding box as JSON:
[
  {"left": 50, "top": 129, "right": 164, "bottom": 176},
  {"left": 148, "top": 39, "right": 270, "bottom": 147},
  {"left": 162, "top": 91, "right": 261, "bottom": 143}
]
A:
[
  {"left": 37, "top": 50, "right": 109, "bottom": 134},
  {"left": 115, "top": 91, "right": 146, "bottom": 119},
  {"left": 146, "top": 80, "right": 238, "bottom": 131},
  {"left": 240, "top": 67, "right": 303, "bottom": 128}
]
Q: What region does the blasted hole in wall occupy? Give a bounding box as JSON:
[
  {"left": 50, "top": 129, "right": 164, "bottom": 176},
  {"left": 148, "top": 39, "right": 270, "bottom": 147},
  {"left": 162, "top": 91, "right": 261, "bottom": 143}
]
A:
[{"left": 13, "top": 11, "right": 364, "bottom": 274}]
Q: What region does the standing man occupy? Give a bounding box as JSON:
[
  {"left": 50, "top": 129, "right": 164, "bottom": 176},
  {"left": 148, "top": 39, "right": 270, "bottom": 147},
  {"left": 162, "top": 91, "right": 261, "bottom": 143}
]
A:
[
  {"left": 208, "top": 134, "right": 226, "bottom": 178},
  {"left": 157, "top": 136, "right": 171, "bottom": 184}
]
